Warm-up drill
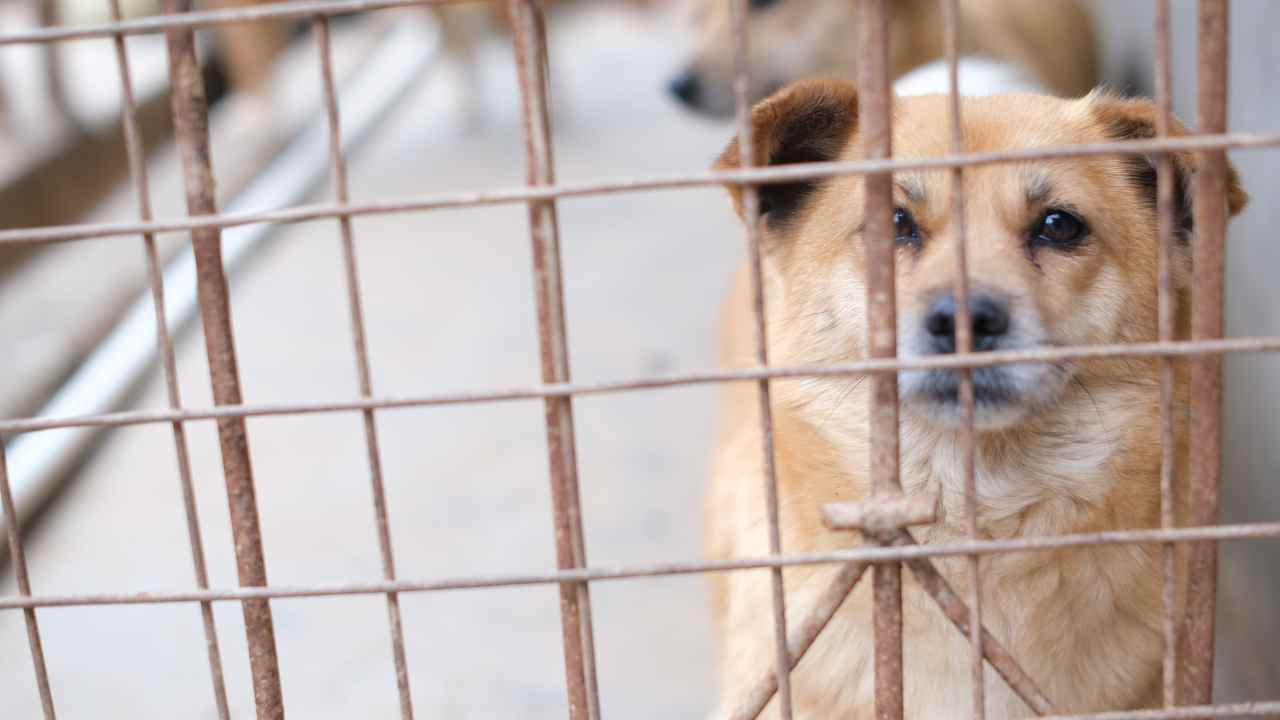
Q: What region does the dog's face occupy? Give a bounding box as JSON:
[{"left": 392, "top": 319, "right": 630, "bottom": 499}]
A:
[
  {"left": 669, "top": 0, "right": 863, "bottom": 117},
  {"left": 717, "top": 80, "right": 1247, "bottom": 432}
]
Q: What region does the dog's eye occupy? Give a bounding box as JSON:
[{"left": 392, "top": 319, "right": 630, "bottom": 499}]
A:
[
  {"left": 893, "top": 207, "right": 921, "bottom": 247},
  {"left": 1032, "top": 209, "right": 1087, "bottom": 249},
  {"left": 749, "top": 0, "right": 780, "bottom": 10}
]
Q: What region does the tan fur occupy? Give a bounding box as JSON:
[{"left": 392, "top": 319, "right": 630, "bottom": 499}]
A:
[
  {"left": 208, "top": 0, "right": 528, "bottom": 104},
  {"left": 429, "top": 0, "right": 658, "bottom": 61},
  {"left": 212, "top": 1, "right": 650, "bottom": 108},
  {"left": 203, "top": 0, "right": 509, "bottom": 104},
  {"left": 211, "top": 0, "right": 291, "bottom": 101},
  {"left": 705, "top": 80, "right": 1247, "bottom": 718},
  {"left": 429, "top": 0, "right": 656, "bottom": 124},
  {"left": 675, "top": 0, "right": 1098, "bottom": 115}
]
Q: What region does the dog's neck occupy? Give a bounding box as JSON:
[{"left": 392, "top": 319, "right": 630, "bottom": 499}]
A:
[
  {"left": 892, "top": 56, "right": 1046, "bottom": 98},
  {"left": 791, "top": 374, "right": 1159, "bottom": 541},
  {"left": 893, "top": 378, "right": 1157, "bottom": 540}
]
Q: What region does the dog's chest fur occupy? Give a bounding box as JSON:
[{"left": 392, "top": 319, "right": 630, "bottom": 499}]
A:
[
  {"left": 707, "top": 386, "right": 1167, "bottom": 718},
  {"left": 897, "top": 397, "right": 1129, "bottom": 530}
]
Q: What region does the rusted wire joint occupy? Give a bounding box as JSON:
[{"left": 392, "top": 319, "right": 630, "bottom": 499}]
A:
[{"left": 822, "top": 491, "right": 940, "bottom": 540}]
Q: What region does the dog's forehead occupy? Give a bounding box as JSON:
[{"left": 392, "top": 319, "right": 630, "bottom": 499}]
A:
[
  {"left": 866, "top": 93, "right": 1104, "bottom": 201},
  {"left": 889, "top": 93, "right": 1092, "bottom": 159}
]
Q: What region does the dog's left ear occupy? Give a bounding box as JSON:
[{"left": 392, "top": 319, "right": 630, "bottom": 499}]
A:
[
  {"left": 714, "top": 79, "right": 860, "bottom": 227},
  {"left": 1091, "top": 95, "right": 1249, "bottom": 240}
]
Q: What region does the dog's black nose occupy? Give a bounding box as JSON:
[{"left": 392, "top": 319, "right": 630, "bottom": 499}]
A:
[
  {"left": 924, "top": 294, "right": 1011, "bottom": 353},
  {"left": 668, "top": 70, "right": 702, "bottom": 106}
]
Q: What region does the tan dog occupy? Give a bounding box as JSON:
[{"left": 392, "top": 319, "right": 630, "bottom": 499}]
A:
[
  {"left": 210, "top": 0, "right": 657, "bottom": 128},
  {"left": 211, "top": 0, "right": 292, "bottom": 102},
  {"left": 430, "top": 0, "right": 657, "bottom": 123},
  {"left": 705, "top": 80, "right": 1247, "bottom": 717},
  {"left": 428, "top": 1, "right": 547, "bottom": 124},
  {"left": 209, "top": 1, "right": 563, "bottom": 120},
  {"left": 669, "top": 0, "right": 1098, "bottom": 116}
]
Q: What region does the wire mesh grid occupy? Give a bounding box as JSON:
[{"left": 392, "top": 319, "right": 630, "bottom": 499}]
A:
[{"left": 0, "top": 0, "right": 1277, "bottom": 718}]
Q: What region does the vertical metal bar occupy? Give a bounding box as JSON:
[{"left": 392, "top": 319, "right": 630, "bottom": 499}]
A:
[
  {"left": 1153, "top": 0, "right": 1179, "bottom": 710},
  {"left": 108, "top": 0, "right": 232, "bottom": 715},
  {"left": 1181, "top": 0, "right": 1229, "bottom": 706},
  {"left": 0, "top": 444, "right": 56, "bottom": 719},
  {"left": 727, "top": 0, "right": 793, "bottom": 717},
  {"left": 161, "top": 1, "right": 284, "bottom": 717},
  {"left": 312, "top": 16, "right": 414, "bottom": 719},
  {"left": 506, "top": 2, "right": 601, "bottom": 718},
  {"left": 940, "top": 1, "right": 983, "bottom": 717},
  {"left": 858, "top": 2, "right": 903, "bottom": 718}
]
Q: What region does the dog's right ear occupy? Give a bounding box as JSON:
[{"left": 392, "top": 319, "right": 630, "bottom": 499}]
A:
[{"left": 713, "top": 79, "right": 860, "bottom": 226}]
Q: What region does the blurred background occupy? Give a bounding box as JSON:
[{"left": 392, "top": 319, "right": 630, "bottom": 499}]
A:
[{"left": 0, "top": 1, "right": 1275, "bottom": 717}]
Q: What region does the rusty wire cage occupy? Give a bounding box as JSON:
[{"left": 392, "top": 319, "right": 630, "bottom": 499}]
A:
[{"left": 0, "top": 0, "right": 1277, "bottom": 718}]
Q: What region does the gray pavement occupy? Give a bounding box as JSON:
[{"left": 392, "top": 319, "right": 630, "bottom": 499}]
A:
[{"left": 2, "top": 6, "right": 733, "bottom": 718}]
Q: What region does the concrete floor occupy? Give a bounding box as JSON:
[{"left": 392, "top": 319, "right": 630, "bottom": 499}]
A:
[
  {"left": 2, "top": 7, "right": 734, "bottom": 718},
  {"left": 2, "top": 2, "right": 1278, "bottom": 718}
]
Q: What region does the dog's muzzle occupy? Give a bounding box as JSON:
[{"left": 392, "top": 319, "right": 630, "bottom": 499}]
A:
[
  {"left": 922, "top": 293, "right": 1011, "bottom": 354},
  {"left": 898, "top": 291, "right": 1062, "bottom": 429}
]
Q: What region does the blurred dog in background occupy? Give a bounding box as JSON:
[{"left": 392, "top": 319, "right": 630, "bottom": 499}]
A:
[
  {"left": 215, "top": 0, "right": 658, "bottom": 127},
  {"left": 669, "top": 0, "right": 1099, "bottom": 116}
]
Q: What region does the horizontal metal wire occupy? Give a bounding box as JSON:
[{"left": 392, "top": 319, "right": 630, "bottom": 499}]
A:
[
  {"left": 2, "top": 336, "right": 1276, "bottom": 435},
  {"left": 1, "top": 521, "right": 1275, "bottom": 611},
  {"left": 0, "top": 131, "right": 1276, "bottom": 248},
  {"left": 1040, "top": 700, "right": 1280, "bottom": 720},
  {"left": 0, "top": 0, "right": 468, "bottom": 45}
]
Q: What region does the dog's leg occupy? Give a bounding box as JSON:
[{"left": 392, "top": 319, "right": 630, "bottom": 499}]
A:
[
  {"left": 211, "top": 0, "right": 289, "bottom": 138},
  {"left": 39, "top": 0, "right": 79, "bottom": 133},
  {"left": 487, "top": 0, "right": 572, "bottom": 129},
  {"left": 431, "top": 7, "right": 487, "bottom": 133},
  {"left": 536, "top": 14, "right": 573, "bottom": 130},
  {"left": 0, "top": 16, "right": 8, "bottom": 134}
]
